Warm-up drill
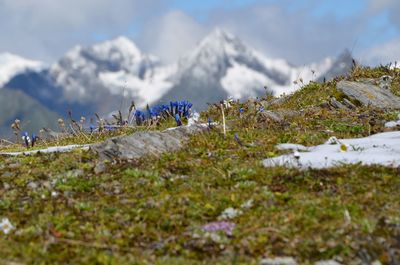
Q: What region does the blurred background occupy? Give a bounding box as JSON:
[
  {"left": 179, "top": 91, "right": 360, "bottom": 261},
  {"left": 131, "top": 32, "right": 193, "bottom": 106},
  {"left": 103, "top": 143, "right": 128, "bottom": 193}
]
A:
[{"left": 0, "top": 0, "right": 399, "bottom": 137}]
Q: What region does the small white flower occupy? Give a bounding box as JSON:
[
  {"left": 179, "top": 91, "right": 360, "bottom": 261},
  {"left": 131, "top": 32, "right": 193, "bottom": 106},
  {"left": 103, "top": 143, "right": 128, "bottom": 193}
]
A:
[
  {"left": 21, "top": 136, "right": 31, "bottom": 144},
  {"left": 51, "top": 191, "right": 59, "bottom": 198},
  {"left": 188, "top": 111, "right": 200, "bottom": 126},
  {"left": 0, "top": 218, "right": 15, "bottom": 234},
  {"left": 223, "top": 97, "right": 234, "bottom": 109},
  {"left": 218, "top": 207, "right": 243, "bottom": 220},
  {"left": 326, "top": 136, "right": 339, "bottom": 145},
  {"left": 240, "top": 199, "right": 254, "bottom": 209}
]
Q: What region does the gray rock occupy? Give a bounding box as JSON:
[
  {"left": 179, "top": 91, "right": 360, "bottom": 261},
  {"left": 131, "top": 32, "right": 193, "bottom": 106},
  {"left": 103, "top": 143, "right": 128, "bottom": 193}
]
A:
[
  {"left": 8, "top": 163, "right": 21, "bottom": 169},
  {"left": 356, "top": 78, "right": 377, "bottom": 85},
  {"left": 267, "top": 97, "right": 287, "bottom": 107},
  {"left": 94, "top": 162, "right": 106, "bottom": 174},
  {"left": 378, "top": 75, "right": 393, "bottom": 90},
  {"left": 258, "top": 111, "right": 284, "bottom": 123},
  {"left": 3, "top": 182, "right": 10, "bottom": 190},
  {"left": 1, "top": 172, "right": 14, "bottom": 178},
  {"left": 91, "top": 124, "right": 208, "bottom": 161},
  {"left": 342, "top": 98, "right": 357, "bottom": 109},
  {"left": 337, "top": 80, "right": 400, "bottom": 109},
  {"left": 260, "top": 257, "right": 297, "bottom": 265},
  {"left": 27, "top": 181, "right": 39, "bottom": 190},
  {"left": 330, "top": 97, "right": 347, "bottom": 110},
  {"left": 66, "top": 169, "right": 84, "bottom": 178},
  {"left": 315, "top": 260, "right": 342, "bottom": 265}
]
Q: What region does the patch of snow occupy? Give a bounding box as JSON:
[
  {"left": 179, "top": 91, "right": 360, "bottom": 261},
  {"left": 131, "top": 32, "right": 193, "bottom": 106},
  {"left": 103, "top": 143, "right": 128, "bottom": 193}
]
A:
[
  {"left": 0, "top": 53, "right": 44, "bottom": 88},
  {"left": 0, "top": 144, "right": 90, "bottom": 157},
  {"left": 263, "top": 131, "right": 400, "bottom": 169},
  {"left": 385, "top": 120, "right": 400, "bottom": 128},
  {"left": 276, "top": 143, "right": 309, "bottom": 152}
]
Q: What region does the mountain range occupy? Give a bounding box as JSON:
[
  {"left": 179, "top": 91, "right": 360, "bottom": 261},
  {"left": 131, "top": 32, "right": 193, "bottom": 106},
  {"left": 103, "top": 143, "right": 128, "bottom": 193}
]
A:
[{"left": 0, "top": 28, "right": 353, "bottom": 137}]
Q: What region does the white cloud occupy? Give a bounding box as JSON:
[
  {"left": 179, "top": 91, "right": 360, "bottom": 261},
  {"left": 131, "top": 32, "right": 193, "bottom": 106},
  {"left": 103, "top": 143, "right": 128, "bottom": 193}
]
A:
[
  {"left": 0, "top": 0, "right": 169, "bottom": 61},
  {"left": 207, "top": 4, "right": 364, "bottom": 64},
  {"left": 138, "top": 11, "right": 208, "bottom": 63},
  {"left": 358, "top": 38, "right": 400, "bottom": 66},
  {"left": 0, "top": 0, "right": 398, "bottom": 68}
]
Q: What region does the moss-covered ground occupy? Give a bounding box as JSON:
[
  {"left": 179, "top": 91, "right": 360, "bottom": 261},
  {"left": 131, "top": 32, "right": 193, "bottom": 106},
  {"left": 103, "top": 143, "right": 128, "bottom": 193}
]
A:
[{"left": 0, "top": 66, "right": 399, "bottom": 264}]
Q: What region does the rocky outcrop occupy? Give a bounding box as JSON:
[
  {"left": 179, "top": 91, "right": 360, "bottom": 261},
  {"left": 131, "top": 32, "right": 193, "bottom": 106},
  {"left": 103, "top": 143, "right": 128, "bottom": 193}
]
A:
[
  {"left": 337, "top": 80, "right": 400, "bottom": 109},
  {"left": 91, "top": 124, "right": 208, "bottom": 161}
]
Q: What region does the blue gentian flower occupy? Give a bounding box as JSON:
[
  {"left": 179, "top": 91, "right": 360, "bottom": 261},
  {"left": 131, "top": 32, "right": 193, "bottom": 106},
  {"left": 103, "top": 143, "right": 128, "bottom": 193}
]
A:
[
  {"left": 22, "top": 131, "right": 30, "bottom": 148},
  {"left": 31, "top": 133, "right": 38, "bottom": 147},
  {"left": 239, "top": 108, "right": 245, "bottom": 114},
  {"left": 89, "top": 125, "right": 96, "bottom": 133},
  {"left": 128, "top": 100, "right": 194, "bottom": 127},
  {"left": 208, "top": 117, "right": 213, "bottom": 127},
  {"left": 104, "top": 125, "right": 114, "bottom": 131},
  {"left": 175, "top": 114, "right": 182, "bottom": 126}
]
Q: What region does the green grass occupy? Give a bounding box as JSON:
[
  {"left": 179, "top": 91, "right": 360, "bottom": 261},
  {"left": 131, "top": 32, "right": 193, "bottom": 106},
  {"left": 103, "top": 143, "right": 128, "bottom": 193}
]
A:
[{"left": 0, "top": 66, "right": 399, "bottom": 264}]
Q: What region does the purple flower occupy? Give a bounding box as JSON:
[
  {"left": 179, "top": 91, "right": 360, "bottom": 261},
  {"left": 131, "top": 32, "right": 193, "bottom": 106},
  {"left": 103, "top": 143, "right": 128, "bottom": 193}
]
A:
[{"left": 202, "top": 221, "right": 236, "bottom": 236}]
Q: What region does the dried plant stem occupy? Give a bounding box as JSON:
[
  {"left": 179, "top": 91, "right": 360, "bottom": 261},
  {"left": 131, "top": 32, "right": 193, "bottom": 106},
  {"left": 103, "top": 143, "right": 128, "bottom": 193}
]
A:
[
  {"left": 220, "top": 103, "right": 226, "bottom": 136},
  {"left": 1, "top": 139, "right": 15, "bottom": 145}
]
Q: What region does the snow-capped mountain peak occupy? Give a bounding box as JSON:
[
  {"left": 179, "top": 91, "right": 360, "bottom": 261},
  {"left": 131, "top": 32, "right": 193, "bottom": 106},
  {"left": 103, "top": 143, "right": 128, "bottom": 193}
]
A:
[
  {"left": 50, "top": 36, "right": 163, "bottom": 105},
  {"left": 196, "top": 28, "right": 244, "bottom": 55},
  {"left": 0, "top": 53, "right": 44, "bottom": 88},
  {"left": 92, "top": 36, "right": 142, "bottom": 57},
  {"left": 159, "top": 28, "right": 345, "bottom": 108},
  {"left": 1, "top": 28, "right": 353, "bottom": 120},
  {"left": 184, "top": 28, "right": 249, "bottom": 66},
  {"left": 88, "top": 36, "right": 157, "bottom": 70}
]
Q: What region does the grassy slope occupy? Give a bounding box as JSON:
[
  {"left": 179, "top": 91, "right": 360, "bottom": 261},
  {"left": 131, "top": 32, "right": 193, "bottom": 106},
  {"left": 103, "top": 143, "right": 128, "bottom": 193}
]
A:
[{"left": 0, "top": 66, "right": 399, "bottom": 264}]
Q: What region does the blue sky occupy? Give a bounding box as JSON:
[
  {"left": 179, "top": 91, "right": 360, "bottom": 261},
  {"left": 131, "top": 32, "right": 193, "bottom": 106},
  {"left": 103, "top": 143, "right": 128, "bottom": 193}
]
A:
[{"left": 0, "top": 0, "right": 399, "bottom": 65}]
